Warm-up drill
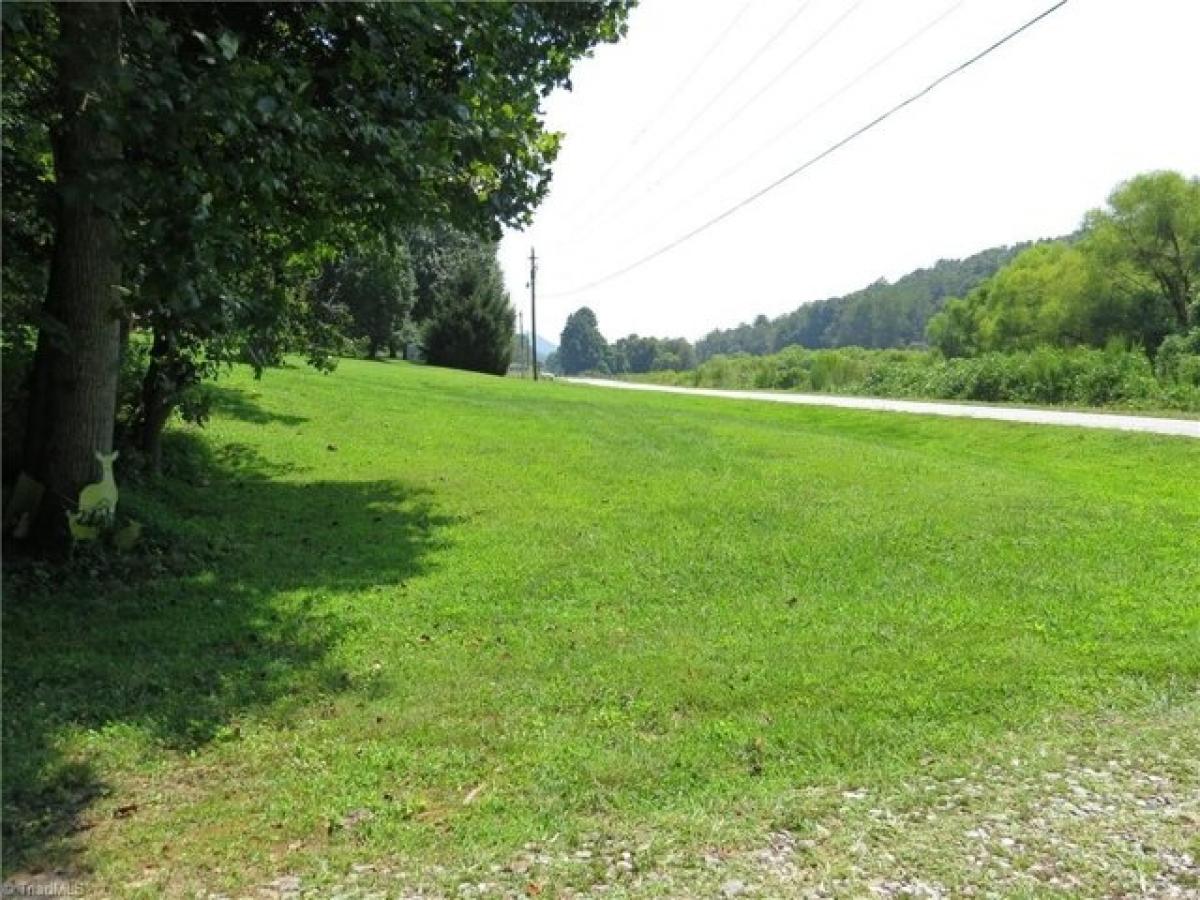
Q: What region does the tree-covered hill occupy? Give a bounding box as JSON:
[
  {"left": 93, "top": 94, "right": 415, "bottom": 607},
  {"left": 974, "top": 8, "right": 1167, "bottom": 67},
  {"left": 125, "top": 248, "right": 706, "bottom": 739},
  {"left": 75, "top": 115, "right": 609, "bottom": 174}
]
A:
[{"left": 696, "top": 239, "right": 1061, "bottom": 360}]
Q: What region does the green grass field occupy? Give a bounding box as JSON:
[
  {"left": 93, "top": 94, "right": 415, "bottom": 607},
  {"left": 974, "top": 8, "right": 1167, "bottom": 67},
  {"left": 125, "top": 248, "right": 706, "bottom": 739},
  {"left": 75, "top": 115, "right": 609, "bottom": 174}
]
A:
[{"left": 5, "top": 359, "right": 1199, "bottom": 897}]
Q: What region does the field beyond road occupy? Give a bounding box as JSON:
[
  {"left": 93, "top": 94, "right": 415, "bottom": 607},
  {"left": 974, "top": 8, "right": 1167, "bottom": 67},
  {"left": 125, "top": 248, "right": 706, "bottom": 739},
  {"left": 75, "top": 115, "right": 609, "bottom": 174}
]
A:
[{"left": 4, "top": 360, "right": 1199, "bottom": 897}]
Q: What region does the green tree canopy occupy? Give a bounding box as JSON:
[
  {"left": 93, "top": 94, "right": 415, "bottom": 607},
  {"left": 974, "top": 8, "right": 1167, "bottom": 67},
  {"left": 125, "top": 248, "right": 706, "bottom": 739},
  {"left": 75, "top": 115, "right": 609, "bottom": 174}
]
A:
[
  {"left": 927, "top": 172, "right": 1199, "bottom": 358},
  {"left": 1083, "top": 171, "right": 1199, "bottom": 330},
  {"left": 695, "top": 243, "right": 1033, "bottom": 360},
  {"left": 558, "top": 307, "right": 609, "bottom": 375},
  {"left": 313, "top": 244, "right": 417, "bottom": 360},
  {"left": 2, "top": 0, "right": 630, "bottom": 545},
  {"left": 975, "top": 243, "right": 1093, "bottom": 352}
]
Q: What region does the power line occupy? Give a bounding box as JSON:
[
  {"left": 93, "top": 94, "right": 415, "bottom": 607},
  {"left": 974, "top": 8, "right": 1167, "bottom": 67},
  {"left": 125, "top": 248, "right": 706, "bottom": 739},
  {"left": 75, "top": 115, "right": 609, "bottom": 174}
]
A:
[
  {"left": 633, "top": 0, "right": 756, "bottom": 146},
  {"left": 560, "top": 0, "right": 755, "bottom": 227},
  {"left": 709, "top": 0, "right": 966, "bottom": 191},
  {"left": 544, "top": 0, "right": 1071, "bottom": 300},
  {"left": 632, "top": 0, "right": 966, "bottom": 240},
  {"left": 547, "top": 1, "right": 954, "bottom": 259},
  {"left": 642, "top": 0, "right": 866, "bottom": 197},
  {"left": 559, "top": 0, "right": 818, "bottom": 241}
]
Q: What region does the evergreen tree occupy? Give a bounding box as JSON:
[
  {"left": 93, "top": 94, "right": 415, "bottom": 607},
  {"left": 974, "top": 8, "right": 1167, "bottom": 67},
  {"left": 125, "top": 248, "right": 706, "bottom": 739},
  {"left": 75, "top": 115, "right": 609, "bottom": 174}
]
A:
[{"left": 423, "top": 252, "right": 515, "bottom": 376}]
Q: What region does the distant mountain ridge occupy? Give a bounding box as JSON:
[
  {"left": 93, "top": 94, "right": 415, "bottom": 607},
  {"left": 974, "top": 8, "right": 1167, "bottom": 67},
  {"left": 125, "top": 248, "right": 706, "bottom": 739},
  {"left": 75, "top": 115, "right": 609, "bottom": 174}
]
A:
[
  {"left": 695, "top": 238, "right": 1064, "bottom": 360},
  {"left": 534, "top": 334, "right": 557, "bottom": 357}
]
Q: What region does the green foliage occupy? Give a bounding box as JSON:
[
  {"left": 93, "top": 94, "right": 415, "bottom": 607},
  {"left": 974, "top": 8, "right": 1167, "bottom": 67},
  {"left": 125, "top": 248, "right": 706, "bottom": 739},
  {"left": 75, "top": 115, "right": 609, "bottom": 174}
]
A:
[
  {"left": 0, "top": 324, "right": 38, "bottom": 474},
  {"left": 609, "top": 334, "right": 696, "bottom": 374},
  {"left": 977, "top": 244, "right": 1094, "bottom": 350},
  {"left": 1085, "top": 171, "right": 1200, "bottom": 330},
  {"left": 636, "top": 345, "right": 1200, "bottom": 412},
  {"left": 1155, "top": 328, "right": 1200, "bottom": 386},
  {"left": 2, "top": 1, "right": 632, "bottom": 468},
  {"left": 928, "top": 243, "right": 1095, "bottom": 354},
  {"left": 926, "top": 240, "right": 1177, "bottom": 357},
  {"left": 700, "top": 171, "right": 1197, "bottom": 365},
  {"left": 924, "top": 295, "right": 977, "bottom": 358},
  {"left": 558, "top": 306, "right": 610, "bottom": 375},
  {"left": 697, "top": 243, "right": 1034, "bottom": 359},
  {"left": 406, "top": 224, "right": 489, "bottom": 325},
  {"left": 422, "top": 251, "right": 515, "bottom": 376},
  {"left": 312, "top": 244, "right": 416, "bottom": 359},
  {"left": 928, "top": 172, "right": 1199, "bottom": 358},
  {"left": 0, "top": 6, "right": 52, "bottom": 346}
]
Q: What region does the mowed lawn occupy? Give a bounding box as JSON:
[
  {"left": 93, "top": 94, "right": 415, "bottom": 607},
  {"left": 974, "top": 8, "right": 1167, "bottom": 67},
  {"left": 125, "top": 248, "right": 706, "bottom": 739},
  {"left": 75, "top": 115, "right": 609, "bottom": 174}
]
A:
[{"left": 4, "top": 359, "right": 1199, "bottom": 896}]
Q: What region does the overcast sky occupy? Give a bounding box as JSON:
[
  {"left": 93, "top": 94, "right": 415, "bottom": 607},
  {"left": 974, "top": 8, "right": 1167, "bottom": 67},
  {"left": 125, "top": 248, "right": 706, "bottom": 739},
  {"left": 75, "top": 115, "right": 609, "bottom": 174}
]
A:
[{"left": 497, "top": 0, "right": 1200, "bottom": 345}]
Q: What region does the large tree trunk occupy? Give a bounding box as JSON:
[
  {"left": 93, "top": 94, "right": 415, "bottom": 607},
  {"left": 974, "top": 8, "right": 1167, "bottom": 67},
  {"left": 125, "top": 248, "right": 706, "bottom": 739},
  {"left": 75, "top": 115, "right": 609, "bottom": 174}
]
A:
[
  {"left": 135, "top": 330, "right": 179, "bottom": 475},
  {"left": 21, "top": 3, "right": 123, "bottom": 549}
]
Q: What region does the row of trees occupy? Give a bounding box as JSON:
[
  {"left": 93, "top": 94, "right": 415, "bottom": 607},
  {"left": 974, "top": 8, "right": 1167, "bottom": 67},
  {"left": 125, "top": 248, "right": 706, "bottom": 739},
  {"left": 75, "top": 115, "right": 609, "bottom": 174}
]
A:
[
  {"left": 927, "top": 172, "right": 1199, "bottom": 358},
  {"left": 310, "top": 227, "right": 515, "bottom": 374},
  {"left": 2, "top": 2, "right": 629, "bottom": 548},
  {"left": 549, "top": 244, "right": 1038, "bottom": 376},
  {"left": 550, "top": 244, "right": 1030, "bottom": 376},
  {"left": 552, "top": 171, "right": 1197, "bottom": 380},
  {"left": 555, "top": 307, "right": 695, "bottom": 376},
  {"left": 693, "top": 244, "right": 1033, "bottom": 360}
]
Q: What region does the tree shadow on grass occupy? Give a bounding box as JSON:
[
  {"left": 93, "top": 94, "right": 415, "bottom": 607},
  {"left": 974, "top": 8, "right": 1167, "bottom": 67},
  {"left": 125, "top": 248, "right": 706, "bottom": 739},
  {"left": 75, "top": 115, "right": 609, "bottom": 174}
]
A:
[
  {"left": 205, "top": 384, "right": 310, "bottom": 427},
  {"left": 1, "top": 430, "right": 452, "bottom": 878}
]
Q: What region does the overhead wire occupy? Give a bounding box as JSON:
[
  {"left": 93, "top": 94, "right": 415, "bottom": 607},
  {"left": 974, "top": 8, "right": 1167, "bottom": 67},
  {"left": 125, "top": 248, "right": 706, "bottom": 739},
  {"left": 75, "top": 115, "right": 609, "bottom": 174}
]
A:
[
  {"left": 556, "top": 0, "right": 756, "bottom": 232},
  {"left": 641, "top": 0, "right": 867, "bottom": 197},
  {"left": 556, "top": 0, "right": 819, "bottom": 241},
  {"left": 543, "top": 0, "right": 1072, "bottom": 300},
  {"left": 627, "top": 0, "right": 966, "bottom": 241}
]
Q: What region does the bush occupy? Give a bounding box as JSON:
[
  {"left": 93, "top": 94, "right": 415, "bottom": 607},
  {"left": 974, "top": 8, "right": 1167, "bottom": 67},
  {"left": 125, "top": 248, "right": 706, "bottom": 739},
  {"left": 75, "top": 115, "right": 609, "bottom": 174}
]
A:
[
  {"left": 1156, "top": 329, "right": 1200, "bottom": 386},
  {"left": 625, "top": 344, "right": 1200, "bottom": 412}
]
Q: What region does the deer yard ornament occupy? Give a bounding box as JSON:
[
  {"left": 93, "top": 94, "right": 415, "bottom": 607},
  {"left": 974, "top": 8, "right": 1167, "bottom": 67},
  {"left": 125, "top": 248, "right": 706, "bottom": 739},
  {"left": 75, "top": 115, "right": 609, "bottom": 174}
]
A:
[{"left": 71, "top": 450, "right": 120, "bottom": 540}]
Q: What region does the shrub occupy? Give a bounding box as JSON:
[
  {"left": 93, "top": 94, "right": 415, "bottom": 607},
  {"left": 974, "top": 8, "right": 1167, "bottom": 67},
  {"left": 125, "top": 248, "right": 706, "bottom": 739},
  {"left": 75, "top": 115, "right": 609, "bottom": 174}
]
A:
[
  {"left": 1156, "top": 329, "right": 1200, "bottom": 386},
  {"left": 625, "top": 344, "right": 1200, "bottom": 412}
]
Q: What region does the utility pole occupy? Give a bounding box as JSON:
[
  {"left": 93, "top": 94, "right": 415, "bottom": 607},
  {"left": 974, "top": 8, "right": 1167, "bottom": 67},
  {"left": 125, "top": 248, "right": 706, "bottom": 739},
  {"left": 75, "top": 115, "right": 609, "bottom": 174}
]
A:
[
  {"left": 529, "top": 247, "right": 539, "bottom": 381},
  {"left": 517, "top": 310, "right": 525, "bottom": 377}
]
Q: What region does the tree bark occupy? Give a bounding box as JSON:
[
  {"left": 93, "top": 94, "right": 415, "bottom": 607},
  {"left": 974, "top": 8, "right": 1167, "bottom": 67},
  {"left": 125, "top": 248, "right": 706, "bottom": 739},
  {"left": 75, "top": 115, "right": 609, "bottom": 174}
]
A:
[
  {"left": 21, "top": 2, "right": 123, "bottom": 548},
  {"left": 135, "top": 329, "right": 179, "bottom": 475}
]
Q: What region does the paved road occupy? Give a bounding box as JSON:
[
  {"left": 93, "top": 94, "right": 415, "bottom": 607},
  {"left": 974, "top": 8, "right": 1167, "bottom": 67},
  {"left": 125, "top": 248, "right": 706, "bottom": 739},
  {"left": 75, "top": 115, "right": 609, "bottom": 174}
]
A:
[{"left": 564, "top": 378, "right": 1200, "bottom": 439}]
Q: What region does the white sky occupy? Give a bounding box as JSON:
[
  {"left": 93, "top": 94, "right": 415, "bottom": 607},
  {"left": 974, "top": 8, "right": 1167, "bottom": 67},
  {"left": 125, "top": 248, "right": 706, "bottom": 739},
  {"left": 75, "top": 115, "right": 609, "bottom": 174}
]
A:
[{"left": 498, "top": 0, "right": 1200, "bottom": 345}]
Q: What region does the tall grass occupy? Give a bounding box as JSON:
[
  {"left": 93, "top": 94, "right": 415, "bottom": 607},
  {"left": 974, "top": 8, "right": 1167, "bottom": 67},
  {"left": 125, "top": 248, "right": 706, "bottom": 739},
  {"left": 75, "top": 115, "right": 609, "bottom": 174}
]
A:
[{"left": 630, "top": 345, "right": 1200, "bottom": 412}]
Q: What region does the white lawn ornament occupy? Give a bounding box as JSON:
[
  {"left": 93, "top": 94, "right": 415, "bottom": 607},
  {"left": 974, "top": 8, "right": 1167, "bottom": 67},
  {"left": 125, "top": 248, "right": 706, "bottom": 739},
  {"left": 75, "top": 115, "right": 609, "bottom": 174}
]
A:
[{"left": 76, "top": 450, "right": 120, "bottom": 532}]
